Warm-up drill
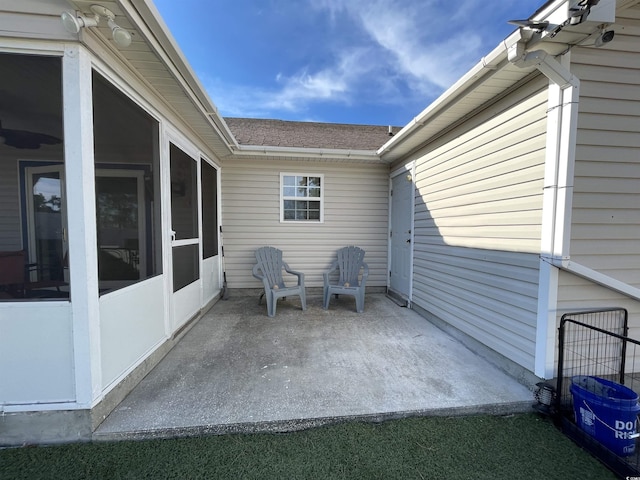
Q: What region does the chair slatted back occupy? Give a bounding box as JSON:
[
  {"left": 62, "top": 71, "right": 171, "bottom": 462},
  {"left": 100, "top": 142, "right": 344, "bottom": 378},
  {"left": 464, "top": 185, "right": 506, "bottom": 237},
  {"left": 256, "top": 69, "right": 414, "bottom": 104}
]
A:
[
  {"left": 255, "top": 246, "right": 285, "bottom": 288},
  {"left": 337, "top": 246, "right": 365, "bottom": 287}
]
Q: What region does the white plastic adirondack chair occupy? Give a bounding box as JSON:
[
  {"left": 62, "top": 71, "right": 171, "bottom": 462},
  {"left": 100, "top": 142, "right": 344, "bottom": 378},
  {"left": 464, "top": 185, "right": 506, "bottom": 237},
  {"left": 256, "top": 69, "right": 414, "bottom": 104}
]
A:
[
  {"left": 323, "top": 246, "right": 368, "bottom": 313},
  {"left": 252, "top": 246, "right": 306, "bottom": 317}
]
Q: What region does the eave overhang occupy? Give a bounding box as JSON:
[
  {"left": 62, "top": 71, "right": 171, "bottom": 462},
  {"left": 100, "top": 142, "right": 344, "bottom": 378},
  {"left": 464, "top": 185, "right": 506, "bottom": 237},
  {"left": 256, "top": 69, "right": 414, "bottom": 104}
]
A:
[{"left": 378, "top": 0, "right": 624, "bottom": 164}]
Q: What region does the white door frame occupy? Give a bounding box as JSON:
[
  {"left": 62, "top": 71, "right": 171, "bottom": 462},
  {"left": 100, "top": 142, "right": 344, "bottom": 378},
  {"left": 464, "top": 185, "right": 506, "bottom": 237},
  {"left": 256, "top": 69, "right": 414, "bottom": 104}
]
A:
[
  {"left": 94, "top": 168, "right": 147, "bottom": 290},
  {"left": 164, "top": 128, "right": 203, "bottom": 332},
  {"left": 388, "top": 162, "right": 415, "bottom": 305},
  {"left": 199, "top": 154, "right": 223, "bottom": 304}
]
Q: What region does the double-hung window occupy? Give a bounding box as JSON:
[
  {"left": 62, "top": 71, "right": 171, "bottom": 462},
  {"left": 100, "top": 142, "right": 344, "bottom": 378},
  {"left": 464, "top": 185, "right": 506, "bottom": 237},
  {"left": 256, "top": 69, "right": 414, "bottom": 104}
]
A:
[{"left": 280, "top": 173, "right": 324, "bottom": 223}]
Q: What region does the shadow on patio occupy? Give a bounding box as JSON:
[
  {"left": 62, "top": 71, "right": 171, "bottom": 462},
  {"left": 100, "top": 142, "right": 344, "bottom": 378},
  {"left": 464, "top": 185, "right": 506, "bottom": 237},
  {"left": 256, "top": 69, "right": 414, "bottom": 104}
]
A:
[{"left": 94, "top": 294, "right": 533, "bottom": 441}]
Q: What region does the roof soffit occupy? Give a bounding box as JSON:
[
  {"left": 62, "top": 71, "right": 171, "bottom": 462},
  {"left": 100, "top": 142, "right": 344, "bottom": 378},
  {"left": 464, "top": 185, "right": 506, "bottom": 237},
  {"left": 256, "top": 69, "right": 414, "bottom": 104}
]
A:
[{"left": 66, "top": 0, "right": 237, "bottom": 158}]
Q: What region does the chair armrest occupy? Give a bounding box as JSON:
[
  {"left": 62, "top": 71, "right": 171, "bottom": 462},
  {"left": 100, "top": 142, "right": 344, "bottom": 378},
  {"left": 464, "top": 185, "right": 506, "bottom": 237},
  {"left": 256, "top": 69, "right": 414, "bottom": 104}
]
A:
[
  {"left": 252, "top": 263, "right": 264, "bottom": 281},
  {"left": 361, "top": 262, "right": 369, "bottom": 285},
  {"left": 323, "top": 261, "right": 339, "bottom": 284},
  {"left": 252, "top": 264, "right": 275, "bottom": 292},
  {"left": 283, "top": 264, "right": 305, "bottom": 286}
]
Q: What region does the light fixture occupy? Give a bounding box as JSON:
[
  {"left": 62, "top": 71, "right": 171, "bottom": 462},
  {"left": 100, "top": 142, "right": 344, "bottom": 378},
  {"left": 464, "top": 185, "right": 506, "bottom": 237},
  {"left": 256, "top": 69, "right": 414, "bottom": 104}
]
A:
[
  {"left": 60, "top": 4, "right": 132, "bottom": 48},
  {"left": 90, "top": 5, "right": 132, "bottom": 47},
  {"left": 61, "top": 10, "right": 98, "bottom": 34},
  {"left": 107, "top": 18, "right": 132, "bottom": 47}
]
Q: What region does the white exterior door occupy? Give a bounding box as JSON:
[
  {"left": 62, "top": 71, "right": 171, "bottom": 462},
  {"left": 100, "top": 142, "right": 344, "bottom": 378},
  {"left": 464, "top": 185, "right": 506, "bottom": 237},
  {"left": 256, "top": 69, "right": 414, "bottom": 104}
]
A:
[
  {"left": 169, "top": 142, "right": 201, "bottom": 330},
  {"left": 389, "top": 170, "right": 413, "bottom": 301}
]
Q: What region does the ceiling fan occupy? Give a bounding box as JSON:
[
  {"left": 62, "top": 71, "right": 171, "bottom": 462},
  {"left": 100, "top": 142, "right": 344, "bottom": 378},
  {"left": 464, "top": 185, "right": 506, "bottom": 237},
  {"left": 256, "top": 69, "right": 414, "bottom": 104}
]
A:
[{"left": 0, "top": 120, "right": 62, "bottom": 149}]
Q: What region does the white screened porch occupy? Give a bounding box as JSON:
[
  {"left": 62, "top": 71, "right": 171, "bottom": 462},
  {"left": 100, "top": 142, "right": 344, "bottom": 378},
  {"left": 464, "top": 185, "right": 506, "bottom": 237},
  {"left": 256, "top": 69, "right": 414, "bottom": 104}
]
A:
[{"left": 0, "top": 42, "right": 223, "bottom": 443}]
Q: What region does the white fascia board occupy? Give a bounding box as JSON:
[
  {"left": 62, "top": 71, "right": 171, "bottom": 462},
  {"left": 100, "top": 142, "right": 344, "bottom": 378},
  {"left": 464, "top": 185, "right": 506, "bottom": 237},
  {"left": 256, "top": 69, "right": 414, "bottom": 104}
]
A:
[
  {"left": 124, "top": 0, "right": 239, "bottom": 151},
  {"left": 236, "top": 144, "right": 383, "bottom": 162},
  {"left": 377, "top": 29, "right": 523, "bottom": 157}
]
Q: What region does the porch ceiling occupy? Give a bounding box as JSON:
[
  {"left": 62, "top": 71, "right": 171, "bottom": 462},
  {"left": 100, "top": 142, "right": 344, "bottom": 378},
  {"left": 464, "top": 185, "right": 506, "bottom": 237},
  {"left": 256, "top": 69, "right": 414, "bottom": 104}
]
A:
[{"left": 68, "top": 0, "right": 238, "bottom": 160}]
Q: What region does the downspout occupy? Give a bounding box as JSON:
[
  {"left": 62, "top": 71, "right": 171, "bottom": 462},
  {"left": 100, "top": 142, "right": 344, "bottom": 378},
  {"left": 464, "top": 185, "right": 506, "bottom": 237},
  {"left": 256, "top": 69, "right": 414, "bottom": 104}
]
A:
[
  {"left": 510, "top": 47, "right": 579, "bottom": 265},
  {"left": 509, "top": 44, "right": 580, "bottom": 379}
]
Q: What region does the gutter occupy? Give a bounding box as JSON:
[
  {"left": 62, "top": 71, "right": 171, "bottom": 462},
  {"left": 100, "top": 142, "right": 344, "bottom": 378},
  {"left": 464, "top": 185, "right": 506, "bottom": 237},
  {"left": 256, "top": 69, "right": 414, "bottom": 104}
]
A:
[
  {"left": 124, "top": 0, "right": 239, "bottom": 153},
  {"left": 377, "top": 29, "right": 524, "bottom": 157},
  {"left": 234, "top": 144, "right": 382, "bottom": 162},
  {"left": 123, "top": 0, "right": 381, "bottom": 163}
]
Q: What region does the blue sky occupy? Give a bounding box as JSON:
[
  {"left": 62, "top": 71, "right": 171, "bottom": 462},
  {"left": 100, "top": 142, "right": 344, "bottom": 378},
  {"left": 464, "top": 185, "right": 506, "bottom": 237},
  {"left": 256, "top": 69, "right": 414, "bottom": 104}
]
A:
[{"left": 154, "top": 0, "right": 544, "bottom": 126}]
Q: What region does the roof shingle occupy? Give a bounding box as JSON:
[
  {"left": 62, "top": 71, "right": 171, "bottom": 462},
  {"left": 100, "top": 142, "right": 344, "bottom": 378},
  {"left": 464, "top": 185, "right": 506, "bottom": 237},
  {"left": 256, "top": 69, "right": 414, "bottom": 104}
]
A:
[{"left": 224, "top": 118, "right": 401, "bottom": 151}]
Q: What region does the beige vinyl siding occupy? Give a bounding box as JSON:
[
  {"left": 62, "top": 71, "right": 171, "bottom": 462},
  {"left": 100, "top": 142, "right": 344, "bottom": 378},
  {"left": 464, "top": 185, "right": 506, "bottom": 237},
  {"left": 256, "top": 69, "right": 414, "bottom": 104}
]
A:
[
  {"left": 221, "top": 156, "right": 388, "bottom": 288},
  {"left": 568, "top": 5, "right": 640, "bottom": 291},
  {"left": 0, "top": 3, "right": 71, "bottom": 41},
  {"left": 409, "top": 75, "right": 548, "bottom": 370},
  {"left": 554, "top": 6, "right": 640, "bottom": 375},
  {"left": 557, "top": 270, "right": 640, "bottom": 374}
]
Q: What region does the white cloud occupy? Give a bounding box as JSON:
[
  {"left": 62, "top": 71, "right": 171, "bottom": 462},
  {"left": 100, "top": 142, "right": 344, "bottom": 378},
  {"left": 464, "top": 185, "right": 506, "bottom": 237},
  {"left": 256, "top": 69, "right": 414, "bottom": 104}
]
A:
[
  {"left": 206, "top": 0, "right": 539, "bottom": 120},
  {"left": 269, "top": 46, "right": 400, "bottom": 108},
  {"left": 204, "top": 47, "right": 393, "bottom": 118},
  {"left": 270, "top": 59, "right": 350, "bottom": 108},
  {"left": 199, "top": 76, "right": 272, "bottom": 118},
  {"left": 324, "top": 0, "right": 488, "bottom": 91}
]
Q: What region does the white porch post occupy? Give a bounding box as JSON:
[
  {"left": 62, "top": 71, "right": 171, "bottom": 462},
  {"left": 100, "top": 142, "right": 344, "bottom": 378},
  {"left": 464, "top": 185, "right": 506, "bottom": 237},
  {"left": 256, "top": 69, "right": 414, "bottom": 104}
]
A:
[{"left": 63, "top": 45, "right": 102, "bottom": 408}]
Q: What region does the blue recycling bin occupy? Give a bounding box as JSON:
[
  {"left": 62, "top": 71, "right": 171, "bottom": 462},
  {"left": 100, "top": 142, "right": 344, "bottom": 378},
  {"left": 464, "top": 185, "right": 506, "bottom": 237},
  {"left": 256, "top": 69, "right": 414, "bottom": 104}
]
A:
[{"left": 571, "top": 376, "right": 640, "bottom": 456}]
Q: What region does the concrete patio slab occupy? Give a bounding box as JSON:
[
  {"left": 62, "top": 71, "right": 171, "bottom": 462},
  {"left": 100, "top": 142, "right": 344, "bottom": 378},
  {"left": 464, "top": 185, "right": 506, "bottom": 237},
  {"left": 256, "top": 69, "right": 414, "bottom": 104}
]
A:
[{"left": 94, "top": 294, "right": 533, "bottom": 441}]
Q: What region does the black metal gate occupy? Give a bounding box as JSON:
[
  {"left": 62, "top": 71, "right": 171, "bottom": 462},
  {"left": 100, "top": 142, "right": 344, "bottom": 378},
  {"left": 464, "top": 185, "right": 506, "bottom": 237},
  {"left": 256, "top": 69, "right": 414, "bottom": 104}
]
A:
[{"left": 552, "top": 308, "right": 640, "bottom": 477}]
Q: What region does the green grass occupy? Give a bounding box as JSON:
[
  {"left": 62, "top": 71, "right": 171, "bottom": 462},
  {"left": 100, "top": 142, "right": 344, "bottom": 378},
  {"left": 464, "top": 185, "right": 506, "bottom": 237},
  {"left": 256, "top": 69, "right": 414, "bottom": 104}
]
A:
[{"left": 1, "top": 414, "right": 615, "bottom": 479}]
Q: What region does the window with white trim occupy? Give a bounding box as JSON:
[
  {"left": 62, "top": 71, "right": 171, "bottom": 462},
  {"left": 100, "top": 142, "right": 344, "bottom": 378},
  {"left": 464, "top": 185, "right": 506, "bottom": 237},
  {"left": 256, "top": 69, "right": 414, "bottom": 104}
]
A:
[{"left": 280, "top": 173, "right": 324, "bottom": 222}]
